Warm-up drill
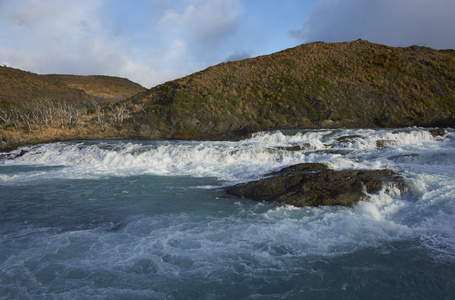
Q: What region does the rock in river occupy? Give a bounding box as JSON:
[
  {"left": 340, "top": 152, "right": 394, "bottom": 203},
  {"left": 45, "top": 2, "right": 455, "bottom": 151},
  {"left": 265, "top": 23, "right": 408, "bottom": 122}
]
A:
[{"left": 226, "top": 163, "right": 406, "bottom": 207}]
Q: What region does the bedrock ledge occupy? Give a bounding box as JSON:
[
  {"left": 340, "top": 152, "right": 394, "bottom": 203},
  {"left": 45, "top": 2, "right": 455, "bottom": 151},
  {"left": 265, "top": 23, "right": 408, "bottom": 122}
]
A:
[{"left": 226, "top": 163, "right": 407, "bottom": 207}]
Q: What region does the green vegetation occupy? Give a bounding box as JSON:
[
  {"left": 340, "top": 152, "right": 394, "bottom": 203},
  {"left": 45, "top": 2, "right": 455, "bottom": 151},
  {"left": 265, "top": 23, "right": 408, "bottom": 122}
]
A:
[
  {"left": 1, "top": 40, "right": 455, "bottom": 149},
  {"left": 128, "top": 40, "right": 455, "bottom": 139}
]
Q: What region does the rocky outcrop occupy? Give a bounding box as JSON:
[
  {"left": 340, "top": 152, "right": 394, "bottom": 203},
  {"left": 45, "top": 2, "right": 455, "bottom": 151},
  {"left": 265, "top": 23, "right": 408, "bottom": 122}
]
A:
[
  {"left": 430, "top": 128, "right": 446, "bottom": 137},
  {"left": 376, "top": 140, "right": 398, "bottom": 147},
  {"left": 277, "top": 143, "right": 316, "bottom": 151},
  {"left": 226, "top": 163, "right": 406, "bottom": 207},
  {"left": 265, "top": 162, "right": 328, "bottom": 176}
]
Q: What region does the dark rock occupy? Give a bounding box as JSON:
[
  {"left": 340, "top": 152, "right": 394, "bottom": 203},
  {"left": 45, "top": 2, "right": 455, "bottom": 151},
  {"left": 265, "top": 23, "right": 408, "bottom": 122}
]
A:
[
  {"left": 430, "top": 128, "right": 446, "bottom": 137},
  {"left": 278, "top": 143, "right": 316, "bottom": 151},
  {"left": 0, "top": 149, "right": 28, "bottom": 160},
  {"left": 337, "top": 135, "right": 362, "bottom": 142},
  {"left": 278, "top": 145, "right": 301, "bottom": 151},
  {"left": 266, "top": 163, "right": 328, "bottom": 176},
  {"left": 376, "top": 140, "right": 398, "bottom": 147},
  {"left": 0, "top": 153, "right": 11, "bottom": 160},
  {"left": 18, "top": 150, "right": 28, "bottom": 157},
  {"left": 278, "top": 162, "right": 329, "bottom": 173},
  {"left": 233, "top": 127, "right": 250, "bottom": 138},
  {"left": 226, "top": 166, "right": 406, "bottom": 207}
]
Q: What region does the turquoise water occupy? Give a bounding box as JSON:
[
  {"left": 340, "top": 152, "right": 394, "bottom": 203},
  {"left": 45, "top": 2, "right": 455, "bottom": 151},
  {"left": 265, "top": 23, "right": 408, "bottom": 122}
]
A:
[{"left": 1, "top": 129, "right": 455, "bottom": 299}]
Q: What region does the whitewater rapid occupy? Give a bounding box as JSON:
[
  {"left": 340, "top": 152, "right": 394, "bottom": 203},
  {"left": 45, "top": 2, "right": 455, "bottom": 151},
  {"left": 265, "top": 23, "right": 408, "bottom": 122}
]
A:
[
  {"left": 2, "top": 128, "right": 453, "bottom": 182},
  {"left": 1, "top": 128, "right": 454, "bottom": 298}
]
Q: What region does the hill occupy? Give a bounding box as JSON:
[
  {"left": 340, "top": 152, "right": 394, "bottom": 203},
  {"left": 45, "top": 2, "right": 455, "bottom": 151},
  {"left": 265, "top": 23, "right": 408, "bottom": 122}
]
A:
[
  {"left": 1, "top": 40, "right": 455, "bottom": 150},
  {"left": 0, "top": 66, "right": 145, "bottom": 150},
  {"left": 43, "top": 74, "right": 146, "bottom": 101},
  {"left": 0, "top": 66, "right": 145, "bottom": 104},
  {"left": 129, "top": 40, "right": 455, "bottom": 139}
]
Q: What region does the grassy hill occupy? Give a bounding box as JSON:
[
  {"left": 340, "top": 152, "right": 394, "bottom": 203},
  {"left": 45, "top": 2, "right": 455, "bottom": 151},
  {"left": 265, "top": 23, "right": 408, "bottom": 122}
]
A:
[
  {"left": 0, "top": 66, "right": 145, "bottom": 104},
  {"left": 43, "top": 74, "right": 145, "bottom": 101},
  {"left": 129, "top": 40, "right": 455, "bottom": 139},
  {"left": 0, "top": 66, "right": 145, "bottom": 150},
  {"left": 1, "top": 40, "right": 455, "bottom": 150}
]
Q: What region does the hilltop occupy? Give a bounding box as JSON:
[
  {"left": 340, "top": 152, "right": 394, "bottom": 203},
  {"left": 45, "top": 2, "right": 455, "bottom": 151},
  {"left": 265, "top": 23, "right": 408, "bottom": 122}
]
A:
[
  {"left": 42, "top": 74, "right": 146, "bottom": 101},
  {"left": 130, "top": 39, "right": 455, "bottom": 139},
  {"left": 0, "top": 66, "right": 145, "bottom": 150},
  {"left": 0, "top": 66, "right": 145, "bottom": 104},
  {"left": 1, "top": 40, "right": 455, "bottom": 150}
]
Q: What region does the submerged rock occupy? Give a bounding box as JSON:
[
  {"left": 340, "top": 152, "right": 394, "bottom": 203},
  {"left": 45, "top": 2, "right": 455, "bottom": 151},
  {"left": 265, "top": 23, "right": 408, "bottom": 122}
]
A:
[
  {"left": 376, "top": 140, "right": 398, "bottom": 147},
  {"left": 0, "top": 149, "right": 28, "bottom": 160},
  {"left": 226, "top": 163, "right": 406, "bottom": 207},
  {"left": 430, "top": 128, "right": 446, "bottom": 137},
  {"left": 337, "top": 135, "right": 362, "bottom": 142},
  {"left": 17, "top": 150, "right": 28, "bottom": 157},
  {"left": 277, "top": 143, "right": 316, "bottom": 151}
]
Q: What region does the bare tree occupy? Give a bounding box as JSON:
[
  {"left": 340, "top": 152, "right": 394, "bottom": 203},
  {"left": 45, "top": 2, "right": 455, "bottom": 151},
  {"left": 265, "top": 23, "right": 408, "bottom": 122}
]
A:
[
  {"left": 0, "top": 105, "right": 21, "bottom": 133},
  {"left": 55, "top": 102, "right": 87, "bottom": 130},
  {"left": 110, "top": 102, "right": 128, "bottom": 125},
  {"left": 90, "top": 97, "right": 107, "bottom": 131},
  {"left": 31, "top": 99, "right": 56, "bottom": 130},
  {"left": 17, "top": 108, "right": 34, "bottom": 132},
  {"left": 72, "top": 103, "right": 87, "bottom": 129},
  {"left": 0, "top": 106, "right": 11, "bottom": 126}
]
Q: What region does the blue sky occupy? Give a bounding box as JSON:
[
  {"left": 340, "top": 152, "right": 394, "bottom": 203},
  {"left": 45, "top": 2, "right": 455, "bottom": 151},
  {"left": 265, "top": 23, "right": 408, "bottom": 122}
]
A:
[{"left": 1, "top": 0, "right": 454, "bottom": 88}]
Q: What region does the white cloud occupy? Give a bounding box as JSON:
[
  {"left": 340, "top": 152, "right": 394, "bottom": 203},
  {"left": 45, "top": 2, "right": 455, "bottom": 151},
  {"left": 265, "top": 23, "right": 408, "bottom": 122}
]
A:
[
  {"left": 5, "top": 0, "right": 104, "bottom": 45},
  {"left": 153, "top": 0, "right": 246, "bottom": 79},
  {"left": 0, "top": 41, "right": 160, "bottom": 88},
  {"left": 160, "top": 0, "right": 244, "bottom": 47},
  {"left": 0, "top": 0, "right": 246, "bottom": 88},
  {"left": 0, "top": 0, "right": 160, "bottom": 86},
  {"left": 292, "top": 0, "right": 455, "bottom": 49}
]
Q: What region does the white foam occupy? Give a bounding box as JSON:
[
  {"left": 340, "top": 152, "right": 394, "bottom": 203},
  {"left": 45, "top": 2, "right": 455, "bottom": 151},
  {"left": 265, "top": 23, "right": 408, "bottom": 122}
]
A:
[
  {"left": 2, "top": 127, "right": 455, "bottom": 299},
  {"left": 1, "top": 128, "right": 453, "bottom": 184}
]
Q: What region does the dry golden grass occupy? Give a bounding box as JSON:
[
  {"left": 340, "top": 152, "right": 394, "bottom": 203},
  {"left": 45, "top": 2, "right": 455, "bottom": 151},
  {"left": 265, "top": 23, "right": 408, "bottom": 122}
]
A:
[
  {"left": 133, "top": 40, "right": 455, "bottom": 139},
  {"left": 0, "top": 66, "right": 145, "bottom": 105},
  {"left": 2, "top": 40, "right": 455, "bottom": 149}
]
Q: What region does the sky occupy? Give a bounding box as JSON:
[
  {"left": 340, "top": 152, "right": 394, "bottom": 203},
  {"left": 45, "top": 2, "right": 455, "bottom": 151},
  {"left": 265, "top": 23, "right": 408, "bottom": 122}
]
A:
[{"left": 1, "top": 0, "right": 454, "bottom": 88}]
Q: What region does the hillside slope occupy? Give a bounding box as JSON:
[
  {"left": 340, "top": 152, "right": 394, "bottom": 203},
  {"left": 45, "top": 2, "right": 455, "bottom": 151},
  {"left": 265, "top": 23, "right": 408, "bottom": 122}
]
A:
[
  {"left": 0, "top": 66, "right": 145, "bottom": 104},
  {"left": 43, "top": 74, "right": 146, "bottom": 101},
  {"left": 129, "top": 40, "right": 455, "bottom": 139},
  {"left": 1, "top": 40, "right": 455, "bottom": 151},
  {"left": 0, "top": 66, "right": 146, "bottom": 151}
]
